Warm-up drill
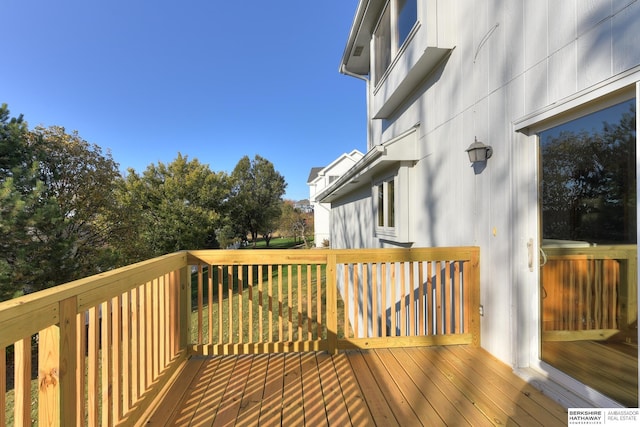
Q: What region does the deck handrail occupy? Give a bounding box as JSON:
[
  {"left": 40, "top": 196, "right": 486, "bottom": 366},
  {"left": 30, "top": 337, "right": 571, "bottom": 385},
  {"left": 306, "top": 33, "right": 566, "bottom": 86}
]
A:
[{"left": 1, "top": 246, "right": 480, "bottom": 426}]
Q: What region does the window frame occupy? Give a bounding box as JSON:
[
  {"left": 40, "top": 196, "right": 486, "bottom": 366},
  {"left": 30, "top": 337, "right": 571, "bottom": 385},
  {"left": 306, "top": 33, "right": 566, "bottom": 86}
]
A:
[
  {"left": 373, "top": 0, "right": 419, "bottom": 86},
  {"left": 372, "top": 166, "right": 408, "bottom": 243},
  {"left": 373, "top": 172, "right": 398, "bottom": 237}
]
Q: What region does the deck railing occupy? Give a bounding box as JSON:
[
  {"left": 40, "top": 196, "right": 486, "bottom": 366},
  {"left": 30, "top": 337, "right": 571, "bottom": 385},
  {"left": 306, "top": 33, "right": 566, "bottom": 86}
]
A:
[
  {"left": 541, "top": 244, "right": 637, "bottom": 341},
  {"left": 1, "top": 247, "right": 479, "bottom": 426}
]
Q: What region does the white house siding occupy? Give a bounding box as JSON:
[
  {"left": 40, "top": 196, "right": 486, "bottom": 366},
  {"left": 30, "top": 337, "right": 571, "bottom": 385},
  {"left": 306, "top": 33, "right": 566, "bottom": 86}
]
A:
[
  {"left": 330, "top": 0, "right": 640, "bottom": 375},
  {"left": 330, "top": 186, "right": 376, "bottom": 250}
]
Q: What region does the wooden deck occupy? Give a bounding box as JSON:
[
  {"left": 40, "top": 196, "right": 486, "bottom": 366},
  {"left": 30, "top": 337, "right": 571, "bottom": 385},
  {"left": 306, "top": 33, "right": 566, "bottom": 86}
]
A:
[{"left": 146, "top": 346, "right": 567, "bottom": 426}]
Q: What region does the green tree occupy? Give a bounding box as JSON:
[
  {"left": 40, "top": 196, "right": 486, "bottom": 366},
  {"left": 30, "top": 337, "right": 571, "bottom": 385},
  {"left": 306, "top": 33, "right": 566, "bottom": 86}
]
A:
[
  {"left": 1, "top": 112, "right": 124, "bottom": 299},
  {"left": 120, "top": 153, "right": 229, "bottom": 258},
  {"left": 228, "top": 155, "right": 287, "bottom": 247},
  {"left": 0, "top": 103, "right": 41, "bottom": 299},
  {"left": 279, "top": 200, "right": 314, "bottom": 247},
  {"left": 28, "top": 126, "right": 124, "bottom": 286}
]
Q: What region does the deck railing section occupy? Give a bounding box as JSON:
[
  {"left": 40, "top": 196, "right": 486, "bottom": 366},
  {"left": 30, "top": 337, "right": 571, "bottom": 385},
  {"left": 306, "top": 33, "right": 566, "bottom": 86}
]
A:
[
  {"left": 334, "top": 247, "right": 480, "bottom": 349},
  {"left": 187, "top": 247, "right": 480, "bottom": 355},
  {"left": 1, "top": 246, "right": 479, "bottom": 425},
  {"left": 186, "top": 250, "right": 331, "bottom": 355},
  {"left": 541, "top": 245, "right": 637, "bottom": 341},
  {"left": 0, "top": 252, "right": 190, "bottom": 426}
]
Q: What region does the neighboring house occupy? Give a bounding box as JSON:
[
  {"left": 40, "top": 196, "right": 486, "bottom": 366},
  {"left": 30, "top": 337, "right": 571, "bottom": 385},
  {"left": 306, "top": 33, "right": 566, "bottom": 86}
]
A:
[
  {"left": 320, "top": 0, "right": 639, "bottom": 407},
  {"left": 293, "top": 199, "right": 313, "bottom": 213},
  {"left": 308, "top": 149, "right": 364, "bottom": 247}
]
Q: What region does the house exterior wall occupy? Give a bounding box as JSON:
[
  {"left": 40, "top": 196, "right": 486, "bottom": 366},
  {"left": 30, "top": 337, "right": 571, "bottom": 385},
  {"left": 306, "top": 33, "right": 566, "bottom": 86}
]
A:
[
  {"left": 331, "top": 0, "right": 640, "bottom": 394},
  {"left": 309, "top": 151, "right": 364, "bottom": 247},
  {"left": 330, "top": 186, "right": 376, "bottom": 249}
]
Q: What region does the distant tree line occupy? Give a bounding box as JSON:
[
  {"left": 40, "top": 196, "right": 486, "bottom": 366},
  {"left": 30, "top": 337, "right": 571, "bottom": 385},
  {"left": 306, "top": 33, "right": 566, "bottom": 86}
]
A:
[{"left": 0, "top": 103, "right": 292, "bottom": 301}]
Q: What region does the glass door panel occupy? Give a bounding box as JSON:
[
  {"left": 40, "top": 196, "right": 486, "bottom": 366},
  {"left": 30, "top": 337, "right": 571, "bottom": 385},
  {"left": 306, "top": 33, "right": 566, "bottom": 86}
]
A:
[{"left": 539, "top": 99, "right": 638, "bottom": 406}]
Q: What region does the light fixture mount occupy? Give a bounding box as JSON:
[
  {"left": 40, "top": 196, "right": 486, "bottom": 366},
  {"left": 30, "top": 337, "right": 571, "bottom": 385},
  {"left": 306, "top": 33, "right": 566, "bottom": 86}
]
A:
[{"left": 466, "top": 138, "right": 493, "bottom": 163}]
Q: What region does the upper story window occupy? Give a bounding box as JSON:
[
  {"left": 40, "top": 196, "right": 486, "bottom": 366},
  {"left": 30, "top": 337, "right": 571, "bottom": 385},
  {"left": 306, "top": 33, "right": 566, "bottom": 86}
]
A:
[
  {"left": 373, "top": 0, "right": 418, "bottom": 85},
  {"left": 397, "top": 0, "right": 418, "bottom": 46}
]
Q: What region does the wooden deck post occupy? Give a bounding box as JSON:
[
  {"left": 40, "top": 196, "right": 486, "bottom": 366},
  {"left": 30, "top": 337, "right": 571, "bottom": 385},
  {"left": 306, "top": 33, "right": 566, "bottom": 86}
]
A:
[
  {"left": 468, "top": 249, "right": 481, "bottom": 347},
  {"left": 38, "top": 296, "right": 79, "bottom": 426},
  {"left": 326, "top": 252, "right": 338, "bottom": 354}
]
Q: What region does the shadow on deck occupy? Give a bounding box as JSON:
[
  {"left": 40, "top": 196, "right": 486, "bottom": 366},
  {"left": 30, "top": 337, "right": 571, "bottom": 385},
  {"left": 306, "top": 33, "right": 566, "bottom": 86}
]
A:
[{"left": 146, "top": 345, "right": 567, "bottom": 426}]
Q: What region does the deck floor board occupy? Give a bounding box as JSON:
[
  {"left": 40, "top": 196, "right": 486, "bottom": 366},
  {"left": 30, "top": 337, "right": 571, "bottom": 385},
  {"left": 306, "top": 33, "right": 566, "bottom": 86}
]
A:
[{"left": 146, "top": 346, "right": 567, "bottom": 426}]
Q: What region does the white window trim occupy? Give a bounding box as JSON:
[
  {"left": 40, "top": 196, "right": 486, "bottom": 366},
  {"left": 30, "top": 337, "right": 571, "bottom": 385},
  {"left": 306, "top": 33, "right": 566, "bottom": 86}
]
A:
[
  {"left": 374, "top": 172, "right": 397, "bottom": 236},
  {"left": 373, "top": 162, "right": 412, "bottom": 244}
]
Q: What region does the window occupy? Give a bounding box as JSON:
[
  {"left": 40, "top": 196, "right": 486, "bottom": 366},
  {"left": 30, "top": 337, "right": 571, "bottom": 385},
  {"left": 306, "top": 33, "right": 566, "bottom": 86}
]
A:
[
  {"left": 397, "top": 0, "right": 418, "bottom": 46},
  {"left": 377, "top": 183, "right": 385, "bottom": 226},
  {"left": 373, "top": 0, "right": 418, "bottom": 85},
  {"left": 374, "top": 6, "right": 392, "bottom": 85},
  {"left": 387, "top": 179, "right": 395, "bottom": 227},
  {"left": 375, "top": 176, "right": 396, "bottom": 230}
]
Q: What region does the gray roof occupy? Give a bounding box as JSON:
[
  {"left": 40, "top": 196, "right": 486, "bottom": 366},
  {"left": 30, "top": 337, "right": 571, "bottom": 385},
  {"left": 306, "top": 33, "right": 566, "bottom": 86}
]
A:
[{"left": 307, "top": 167, "right": 324, "bottom": 183}]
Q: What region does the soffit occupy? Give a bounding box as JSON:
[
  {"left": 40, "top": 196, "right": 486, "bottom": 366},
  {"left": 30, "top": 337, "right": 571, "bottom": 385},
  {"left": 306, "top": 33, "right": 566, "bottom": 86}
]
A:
[
  {"left": 317, "top": 127, "right": 418, "bottom": 203},
  {"left": 341, "top": 0, "right": 386, "bottom": 76}
]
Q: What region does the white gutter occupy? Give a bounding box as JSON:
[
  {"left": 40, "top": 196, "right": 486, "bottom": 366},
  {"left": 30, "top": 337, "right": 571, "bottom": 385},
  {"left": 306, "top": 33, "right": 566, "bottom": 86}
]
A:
[{"left": 316, "top": 144, "right": 385, "bottom": 203}]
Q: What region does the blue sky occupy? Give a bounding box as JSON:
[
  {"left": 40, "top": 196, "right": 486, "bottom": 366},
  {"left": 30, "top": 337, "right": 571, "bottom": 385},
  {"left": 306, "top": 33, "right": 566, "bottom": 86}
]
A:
[{"left": 1, "top": 0, "right": 365, "bottom": 201}]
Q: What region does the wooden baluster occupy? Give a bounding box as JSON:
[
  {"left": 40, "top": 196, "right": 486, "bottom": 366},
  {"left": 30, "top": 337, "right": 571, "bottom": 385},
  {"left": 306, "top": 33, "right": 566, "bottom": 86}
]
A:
[
  {"left": 363, "top": 264, "right": 369, "bottom": 338},
  {"left": 343, "top": 264, "right": 349, "bottom": 338},
  {"left": 390, "top": 263, "right": 396, "bottom": 337},
  {"left": 316, "top": 264, "right": 323, "bottom": 340},
  {"left": 307, "top": 264, "right": 312, "bottom": 341},
  {"left": 239, "top": 265, "right": 244, "bottom": 344},
  {"left": 418, "top": 262, "right": 424, "bottom": 336},
  {"left": 372, "top": 263, "right": 378, "bottom": 338},
  {"left": 381, "top": 263, "right": 387, "bottom": 337},
  {"left": 288, "top": 265, "right": 293, "bottom": 342},
  {"left": 278, "top": 265, "right": 283, "bottom": 343},
  {"left": 427, "top": 262, "right": 434, "bottom": 336}
]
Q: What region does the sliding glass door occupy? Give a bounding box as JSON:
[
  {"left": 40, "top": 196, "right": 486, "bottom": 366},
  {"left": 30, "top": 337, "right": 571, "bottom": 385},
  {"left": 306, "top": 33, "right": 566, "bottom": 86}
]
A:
[{"left": 538, "top": 98, "right": 638, "bottom": 406}]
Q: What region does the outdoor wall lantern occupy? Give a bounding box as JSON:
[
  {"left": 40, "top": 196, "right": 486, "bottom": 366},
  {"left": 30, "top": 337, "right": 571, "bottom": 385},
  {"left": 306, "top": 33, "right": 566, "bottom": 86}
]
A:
[{"left": 466, "top": 138, "right": 493, "bottom": 163}]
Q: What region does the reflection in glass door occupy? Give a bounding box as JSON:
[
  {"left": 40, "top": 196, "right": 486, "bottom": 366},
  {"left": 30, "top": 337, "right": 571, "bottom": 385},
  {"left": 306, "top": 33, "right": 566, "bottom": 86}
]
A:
[{"left": 539, "top": 99, "right": 638, "bottom": 406}]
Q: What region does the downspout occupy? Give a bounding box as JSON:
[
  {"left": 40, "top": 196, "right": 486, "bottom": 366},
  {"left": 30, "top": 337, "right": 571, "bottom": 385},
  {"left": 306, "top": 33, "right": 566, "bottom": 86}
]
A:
[{"left": 339, "top": 64, "right": 372, "bottom": 150}]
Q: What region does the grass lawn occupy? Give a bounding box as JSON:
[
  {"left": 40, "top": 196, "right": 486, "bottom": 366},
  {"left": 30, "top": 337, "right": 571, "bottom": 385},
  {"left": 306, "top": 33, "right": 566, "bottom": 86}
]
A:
[
  {"left": 241, "top": 236, "right": 313, "bottom": 249},
  {"left": 189, "top": 261, "right": 345, "bottom": 345}
]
